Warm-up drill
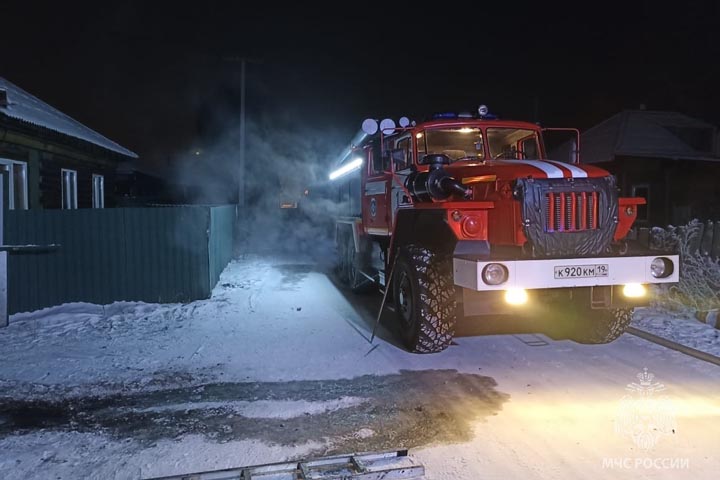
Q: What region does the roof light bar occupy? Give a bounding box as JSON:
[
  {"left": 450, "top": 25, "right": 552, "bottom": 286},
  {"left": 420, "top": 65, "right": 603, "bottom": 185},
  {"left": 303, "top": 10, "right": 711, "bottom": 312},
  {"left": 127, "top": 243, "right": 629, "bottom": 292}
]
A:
[{"left": 329, "top": 157, "right": 363, "bottom": 180}]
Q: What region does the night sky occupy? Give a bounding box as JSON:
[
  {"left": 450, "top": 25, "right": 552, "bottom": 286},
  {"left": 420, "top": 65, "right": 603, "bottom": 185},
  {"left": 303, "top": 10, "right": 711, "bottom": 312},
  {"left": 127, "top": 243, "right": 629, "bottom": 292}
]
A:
[{"left": 2, "top": 1, "right": 719, "bottom": 170}]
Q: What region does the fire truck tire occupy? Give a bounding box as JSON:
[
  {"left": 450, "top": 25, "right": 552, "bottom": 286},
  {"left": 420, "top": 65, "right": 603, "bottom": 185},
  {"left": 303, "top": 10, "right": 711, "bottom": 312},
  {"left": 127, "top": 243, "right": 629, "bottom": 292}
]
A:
[
  {"left": 570, "top": 308, "right": 633, "bottom": 344},
  {"left": 393, "top": 245, "right": 457, "bottom": 353}
]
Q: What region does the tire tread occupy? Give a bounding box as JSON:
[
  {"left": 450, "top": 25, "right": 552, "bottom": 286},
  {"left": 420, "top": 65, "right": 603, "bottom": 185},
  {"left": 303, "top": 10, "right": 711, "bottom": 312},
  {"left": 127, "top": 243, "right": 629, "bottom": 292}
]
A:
[{"left": 397, "top": 245, "right": 457, "bottom": 353}]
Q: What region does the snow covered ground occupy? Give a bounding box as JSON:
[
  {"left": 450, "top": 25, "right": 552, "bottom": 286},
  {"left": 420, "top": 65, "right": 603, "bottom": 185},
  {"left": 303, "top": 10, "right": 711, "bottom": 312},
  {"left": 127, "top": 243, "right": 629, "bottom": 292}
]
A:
[
  {"left": 632, "top": 307, "right": 720, "bottom": 357},
  {"left": 1, "top": 253, "right": 719, "bottom": 479}
]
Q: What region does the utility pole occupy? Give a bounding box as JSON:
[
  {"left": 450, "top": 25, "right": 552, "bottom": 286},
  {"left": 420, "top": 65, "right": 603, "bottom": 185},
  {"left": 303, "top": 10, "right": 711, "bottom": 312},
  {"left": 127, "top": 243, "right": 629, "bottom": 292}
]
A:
[{"left": 223, "top": 55, "right": 260, "bottom": 206}]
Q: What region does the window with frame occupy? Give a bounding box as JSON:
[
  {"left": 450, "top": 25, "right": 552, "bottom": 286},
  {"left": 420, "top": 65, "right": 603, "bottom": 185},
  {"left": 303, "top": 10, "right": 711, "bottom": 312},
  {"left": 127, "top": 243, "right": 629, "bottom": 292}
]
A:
[
  {"left": 520, "top": 136, "right": 539, "bottom": 158},
  {"left": 92, "top": 174, "right": 105, "bottom": 208},
  {"left": 62, "top": 169, "right": 78, "bottom": 209},
  {"left": 424, "top": 127, "right": 485, "bottom": 161},
  {"left": 415, "top": 132, "right": 427, "bottom": 159},
  {"left": 486, "top": 128, "right": 541, "bottom": 160},
  {"left": 392, "top": 137, "right": 411, "bottom": 171},
  {"left": 369, "top": 143, "right": 388, "bottom": 175},
  {"left": 0, "top": 159, "right": 29, "bottom": 210}
]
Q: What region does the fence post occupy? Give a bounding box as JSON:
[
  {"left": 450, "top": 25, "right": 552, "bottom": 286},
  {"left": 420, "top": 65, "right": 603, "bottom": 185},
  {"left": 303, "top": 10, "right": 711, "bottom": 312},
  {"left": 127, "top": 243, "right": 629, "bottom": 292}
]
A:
[
  {"left": 0, "top": 251, "right": 6, "bottom": 328},
  {"left": 0, "top": 181, "right": 6, "bottom": 327},
  {"left": 712, "top": 221, "right": 720, "bottom": 259},
  {"left": 701, "top": 219, "right": 714, "bottom": 255}
]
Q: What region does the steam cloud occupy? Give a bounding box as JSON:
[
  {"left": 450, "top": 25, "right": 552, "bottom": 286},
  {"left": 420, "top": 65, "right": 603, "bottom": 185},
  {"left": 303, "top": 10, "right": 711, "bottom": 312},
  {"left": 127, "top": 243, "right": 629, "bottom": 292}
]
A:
[{"left": 172, "top": 109, "right": 353, "bottom": 264}]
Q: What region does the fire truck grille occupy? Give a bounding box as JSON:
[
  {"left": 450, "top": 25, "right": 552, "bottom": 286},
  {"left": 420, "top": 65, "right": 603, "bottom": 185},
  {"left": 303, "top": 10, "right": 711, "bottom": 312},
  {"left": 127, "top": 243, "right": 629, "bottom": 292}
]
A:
[
  {"left": 516, "top": 176, "right": 617, "bottom": 257},
  {"left": 544, "top": 191, "right": 599, "bottom": 232}
]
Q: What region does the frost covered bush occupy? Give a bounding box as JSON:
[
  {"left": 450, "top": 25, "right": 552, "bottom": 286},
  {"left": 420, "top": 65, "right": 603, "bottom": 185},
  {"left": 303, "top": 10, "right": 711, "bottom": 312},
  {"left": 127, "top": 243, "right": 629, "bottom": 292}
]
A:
[{"left": 651, "top": 220, "right": 720, "bottom": 312}]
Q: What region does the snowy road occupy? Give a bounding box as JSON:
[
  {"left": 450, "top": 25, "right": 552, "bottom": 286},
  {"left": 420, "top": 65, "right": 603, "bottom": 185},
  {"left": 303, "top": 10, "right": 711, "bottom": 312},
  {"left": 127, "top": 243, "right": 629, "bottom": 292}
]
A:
[{"left": 1, "top": 253, "right": 719, "bottom": 479}]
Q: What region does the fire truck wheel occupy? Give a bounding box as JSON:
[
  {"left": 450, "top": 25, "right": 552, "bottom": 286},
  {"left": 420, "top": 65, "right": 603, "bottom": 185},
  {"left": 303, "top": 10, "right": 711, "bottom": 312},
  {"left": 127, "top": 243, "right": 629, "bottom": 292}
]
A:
[
  {"left": 393, "top": 245, "right": 457, "bottom": 353},
  {"left": 570, "top": 308, "right": 633, "bottom": 344}
]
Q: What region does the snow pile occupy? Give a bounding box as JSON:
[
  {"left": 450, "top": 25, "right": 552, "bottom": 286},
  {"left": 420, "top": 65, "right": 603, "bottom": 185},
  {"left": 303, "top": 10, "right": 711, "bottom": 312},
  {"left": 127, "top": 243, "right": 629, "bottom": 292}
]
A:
[
  {"left": 650, "top": 220, "right": 720, "bottom": 312},
  {"left": 0, "top": 254, "right": 411, "bottom": 401},
  {"left": 632, "top": 307, "right": 720, "bottom": 357},
  {"left": 0, "top": 431, "right": 323, "bottom": 480},
  {"left": 627, "top": 220, "right": 720, "bottom": 358}
]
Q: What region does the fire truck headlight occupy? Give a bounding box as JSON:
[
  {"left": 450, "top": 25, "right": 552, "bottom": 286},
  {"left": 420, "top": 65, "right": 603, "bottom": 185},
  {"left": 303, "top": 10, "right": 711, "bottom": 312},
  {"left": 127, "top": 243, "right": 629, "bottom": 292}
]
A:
[
  {"left": 362, "top": 118, "right": 379, "bottom": 135},
  {"left": 482, "top": 263, "right": 508, "bottom": 285},
  {"left": 504, "top": 288, "right": 528, "bottom": 305},
  {"left": 622, "top": 283, "right": 646, "bottom": 298},
  {"left": 650, "top": 257, "right": 674, "bottom": 278}
]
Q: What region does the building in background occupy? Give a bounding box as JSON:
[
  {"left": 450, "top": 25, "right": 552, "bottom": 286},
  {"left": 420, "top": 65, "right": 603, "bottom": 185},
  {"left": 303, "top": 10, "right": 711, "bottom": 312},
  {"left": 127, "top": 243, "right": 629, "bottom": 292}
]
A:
[
  {"left": 553, "top": 110, "right": 720, "bottom": 226},
  {"left": 0, "top": 77, "right": 137, "bottom": 209},
  {"left": 114, "top": 159, "right": 203, "bottom": 206}
]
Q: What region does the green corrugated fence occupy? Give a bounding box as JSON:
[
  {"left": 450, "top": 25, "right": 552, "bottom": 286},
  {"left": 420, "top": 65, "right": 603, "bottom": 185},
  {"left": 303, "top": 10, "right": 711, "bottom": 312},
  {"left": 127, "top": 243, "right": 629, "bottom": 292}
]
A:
[
  {"left": 4, "top": 205, "right": 237, "bottom": 314},
  {"left": 208, "top": 206, "right": 237, "bottom": 286}
]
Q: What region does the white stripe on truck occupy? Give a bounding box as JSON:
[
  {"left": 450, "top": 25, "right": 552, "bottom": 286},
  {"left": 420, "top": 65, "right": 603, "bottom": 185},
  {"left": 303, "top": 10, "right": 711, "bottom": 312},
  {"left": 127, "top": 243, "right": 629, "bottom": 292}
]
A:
[
  {"left": 546, "top": 160, "right": 588, "bottom": 178},
  {"left": 494, "top": 159, "right": 565, "bottom": 178}
]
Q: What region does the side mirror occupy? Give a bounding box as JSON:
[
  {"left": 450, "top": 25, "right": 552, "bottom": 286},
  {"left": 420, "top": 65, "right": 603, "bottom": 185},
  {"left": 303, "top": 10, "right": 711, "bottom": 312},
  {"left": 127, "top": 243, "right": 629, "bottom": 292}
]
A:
[{"left": 542, "top": 128, "right": 581, "bottom": 164}]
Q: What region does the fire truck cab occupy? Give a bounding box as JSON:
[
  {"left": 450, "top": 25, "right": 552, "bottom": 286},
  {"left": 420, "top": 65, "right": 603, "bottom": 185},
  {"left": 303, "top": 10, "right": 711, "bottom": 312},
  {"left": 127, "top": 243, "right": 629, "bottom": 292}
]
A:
[{"left": 327, "top": 107, "right": 679, "bottom": 353}]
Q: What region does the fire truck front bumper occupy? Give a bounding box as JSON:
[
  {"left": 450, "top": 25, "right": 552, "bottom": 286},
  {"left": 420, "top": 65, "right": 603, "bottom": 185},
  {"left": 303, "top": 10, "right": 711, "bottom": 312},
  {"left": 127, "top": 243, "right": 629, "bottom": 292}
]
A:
[
  {"left": 453, "top": 254, "right": 679, "bottom": 292},
  {"left": 453, "top": 254, "right": 679, "bottom": 315}
]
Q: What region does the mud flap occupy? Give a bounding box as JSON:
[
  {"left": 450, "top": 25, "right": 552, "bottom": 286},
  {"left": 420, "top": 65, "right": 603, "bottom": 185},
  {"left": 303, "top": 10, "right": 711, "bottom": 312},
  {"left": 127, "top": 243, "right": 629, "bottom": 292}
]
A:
[{"left": 590, "top": 285, "right": 612, "bottom": 309}]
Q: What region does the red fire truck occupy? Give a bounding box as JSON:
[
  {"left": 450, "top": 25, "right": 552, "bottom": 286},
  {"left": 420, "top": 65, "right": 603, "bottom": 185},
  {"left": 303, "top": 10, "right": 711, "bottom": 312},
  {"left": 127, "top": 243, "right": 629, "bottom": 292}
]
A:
[{"left": 326, "top": 107, "right": 678, "bottom": 353}]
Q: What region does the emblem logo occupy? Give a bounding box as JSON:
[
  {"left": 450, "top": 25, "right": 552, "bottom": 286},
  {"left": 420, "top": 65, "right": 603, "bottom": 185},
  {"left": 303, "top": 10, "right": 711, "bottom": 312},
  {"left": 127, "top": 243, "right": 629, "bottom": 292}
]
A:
[
  {"left": 370, "top": 198, "right": 377, "bottom": 217},
  {"left": 614, "top": 368, "right": 677, "bottom": 450}
]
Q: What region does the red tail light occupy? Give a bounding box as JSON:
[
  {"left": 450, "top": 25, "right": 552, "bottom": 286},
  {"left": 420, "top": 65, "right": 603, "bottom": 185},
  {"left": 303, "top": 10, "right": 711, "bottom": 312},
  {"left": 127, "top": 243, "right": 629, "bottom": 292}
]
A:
[{"left": 461, "top": 215, "right": 483, "bottom": 237}]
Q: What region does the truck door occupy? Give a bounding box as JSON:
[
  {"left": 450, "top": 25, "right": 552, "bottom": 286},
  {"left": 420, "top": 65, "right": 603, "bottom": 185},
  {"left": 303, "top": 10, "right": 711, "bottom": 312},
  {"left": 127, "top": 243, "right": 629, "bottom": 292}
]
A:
[
  {"left": 389, "top": 135, "right": 413, "bottom": 230},
  {"left": 362, "top": 145, "right": 391, "bottom": 235}
]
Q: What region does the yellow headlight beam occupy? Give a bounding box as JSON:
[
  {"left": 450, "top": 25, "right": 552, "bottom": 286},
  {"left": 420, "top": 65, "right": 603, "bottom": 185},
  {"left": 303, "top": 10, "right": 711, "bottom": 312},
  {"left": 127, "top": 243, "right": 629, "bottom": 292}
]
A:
[
  {"left": 622, "top": 283, "right": 646, "bottom": 298},
  {"left": 505, "top": 288, "right": 528, "bottom": 305}
]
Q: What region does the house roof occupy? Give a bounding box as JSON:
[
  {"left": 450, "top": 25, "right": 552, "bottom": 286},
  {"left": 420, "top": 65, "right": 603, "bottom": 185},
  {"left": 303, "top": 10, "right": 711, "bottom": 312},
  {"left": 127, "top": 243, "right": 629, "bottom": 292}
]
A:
[
  {"left": 579, "top": 110, "right": 719, "bottom": 164},
  {"left": 0, "top": 77, "right": 137, "bottom": 158}
]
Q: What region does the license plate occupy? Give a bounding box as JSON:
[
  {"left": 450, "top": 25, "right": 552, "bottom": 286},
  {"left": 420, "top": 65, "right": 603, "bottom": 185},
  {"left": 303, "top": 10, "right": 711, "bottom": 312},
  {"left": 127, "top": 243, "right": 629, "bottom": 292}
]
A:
[{"left": 554, "top": 264, "right": 609, "bottom": 279}]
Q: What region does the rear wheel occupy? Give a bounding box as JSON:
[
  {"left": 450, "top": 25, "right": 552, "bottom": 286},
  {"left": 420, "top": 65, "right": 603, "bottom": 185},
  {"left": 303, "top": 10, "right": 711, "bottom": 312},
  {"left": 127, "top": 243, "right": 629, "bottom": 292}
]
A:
[{"left": 392, "top": 245, "right": 457, "bottom": 353}]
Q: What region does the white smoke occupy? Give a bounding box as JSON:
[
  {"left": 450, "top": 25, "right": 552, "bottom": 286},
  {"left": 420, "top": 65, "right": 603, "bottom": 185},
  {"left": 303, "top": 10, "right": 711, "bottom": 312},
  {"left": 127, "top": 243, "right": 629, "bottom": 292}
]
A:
[{"left": 171, "top": 108, "right": 354, "bottom": 262}]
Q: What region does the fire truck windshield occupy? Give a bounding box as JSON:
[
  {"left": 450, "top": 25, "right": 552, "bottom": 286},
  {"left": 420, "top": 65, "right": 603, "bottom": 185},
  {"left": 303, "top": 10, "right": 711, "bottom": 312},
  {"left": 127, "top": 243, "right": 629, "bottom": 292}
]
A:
[
  {"left": 421, "top": 127, "right": 485, "bottom": 162},
  {"left": 486, "top": 128, "right": 541, "bottom": 160},
  {"left": 420, "top": 127, "right": 542, "bottom": 162}
]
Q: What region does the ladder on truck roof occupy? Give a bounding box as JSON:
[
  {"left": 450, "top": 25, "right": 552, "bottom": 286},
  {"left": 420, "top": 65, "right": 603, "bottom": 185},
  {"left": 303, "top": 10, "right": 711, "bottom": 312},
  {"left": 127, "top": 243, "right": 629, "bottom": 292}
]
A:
[{"left": 144, "top": 449, "right": 425, "bottom": 480}]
